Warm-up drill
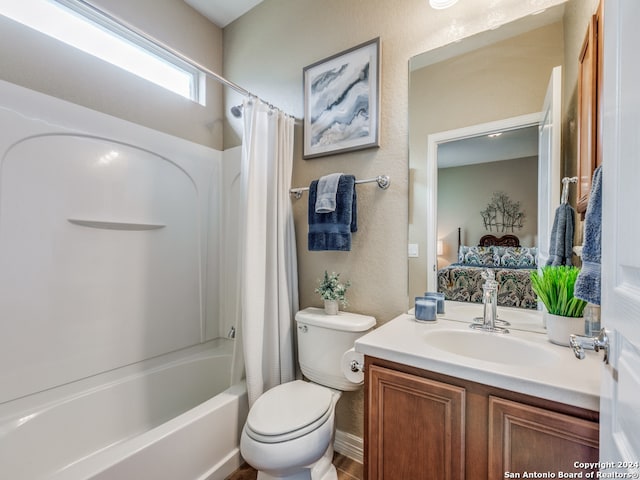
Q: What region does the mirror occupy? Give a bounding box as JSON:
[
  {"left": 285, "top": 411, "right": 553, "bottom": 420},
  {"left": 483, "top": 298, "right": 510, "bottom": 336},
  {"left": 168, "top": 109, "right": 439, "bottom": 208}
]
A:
[
  {"left": 408, "top": 5, "right": 568, "bottom": 310},
  {"left": 436, "top": 124, "right": 540, "bottom": 269}
]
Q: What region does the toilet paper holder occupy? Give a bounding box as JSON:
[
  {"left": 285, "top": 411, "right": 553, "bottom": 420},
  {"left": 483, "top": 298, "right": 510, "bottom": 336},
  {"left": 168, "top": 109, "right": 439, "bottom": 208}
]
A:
[
  {"left": 350, "top": 359, "right": 364, "bottom": 373},
  {"left": 341, "top": 348, "right": 366, "bottom": 384}
]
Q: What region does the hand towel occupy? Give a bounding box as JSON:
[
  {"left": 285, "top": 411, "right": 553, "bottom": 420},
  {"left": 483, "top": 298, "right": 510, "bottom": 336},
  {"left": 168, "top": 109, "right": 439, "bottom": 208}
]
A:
[
  {"left": 315, "top": 172, "right": 343, "bottom": 213},
  {"left": 575, "top": 165, "right": 602, "bottom": 305},
  {"left": 546, "top": 203, "right": 576, "bottom": 266},
  {"left": 308, "top": 174, "right": 357, "bottom": 251}
]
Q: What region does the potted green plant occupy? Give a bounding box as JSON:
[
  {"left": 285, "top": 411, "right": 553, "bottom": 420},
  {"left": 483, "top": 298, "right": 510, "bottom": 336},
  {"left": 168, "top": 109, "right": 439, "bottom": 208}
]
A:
[
  {"left": 315, "top": 271, "right": 350, "bottom": 315},
  {"left": 530, "top": 266, "right": 587, "bottom": 345}
]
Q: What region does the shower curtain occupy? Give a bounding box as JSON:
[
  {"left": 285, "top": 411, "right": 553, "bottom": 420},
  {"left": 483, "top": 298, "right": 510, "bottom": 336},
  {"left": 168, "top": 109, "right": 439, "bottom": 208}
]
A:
[{"left": 239, "top": 98, "right": 298, "bottom": 407}]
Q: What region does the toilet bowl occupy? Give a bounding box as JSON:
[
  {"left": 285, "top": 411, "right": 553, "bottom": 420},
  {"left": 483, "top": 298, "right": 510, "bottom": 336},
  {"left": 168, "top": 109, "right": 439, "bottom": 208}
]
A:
[
  {"left": 240, "top": 380, "right": 341, "bottom": 480},
  {"left": 240, "top": 308, "right": 375, "bottom": 480}
]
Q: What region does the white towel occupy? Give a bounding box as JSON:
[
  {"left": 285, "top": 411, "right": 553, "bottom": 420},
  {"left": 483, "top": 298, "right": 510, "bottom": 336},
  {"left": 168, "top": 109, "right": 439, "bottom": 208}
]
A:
[{"left": 315, "top": 173, "right": 343, "bottom": 213}]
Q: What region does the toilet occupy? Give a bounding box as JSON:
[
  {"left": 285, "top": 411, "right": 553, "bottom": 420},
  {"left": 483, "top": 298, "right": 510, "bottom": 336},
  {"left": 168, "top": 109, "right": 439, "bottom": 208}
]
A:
[{"left": 240, "top": 307, "right": 375, "bottom": 480}]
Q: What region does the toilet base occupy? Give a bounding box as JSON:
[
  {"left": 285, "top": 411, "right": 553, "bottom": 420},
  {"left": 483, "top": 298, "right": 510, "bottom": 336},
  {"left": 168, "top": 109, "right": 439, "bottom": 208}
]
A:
[{"left": 255, "top": 443, "right": 337, "bottom": 480}]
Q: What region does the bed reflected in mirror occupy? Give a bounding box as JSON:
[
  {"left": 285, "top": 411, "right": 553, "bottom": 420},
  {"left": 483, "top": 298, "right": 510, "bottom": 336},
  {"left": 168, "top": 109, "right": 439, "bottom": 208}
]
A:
[{"left": 437, "top": 232, "right": 538, "bottom": 310}]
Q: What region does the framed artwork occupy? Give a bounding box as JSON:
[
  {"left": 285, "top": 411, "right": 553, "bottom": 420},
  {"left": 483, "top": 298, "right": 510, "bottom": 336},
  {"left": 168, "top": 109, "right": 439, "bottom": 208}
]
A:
[{"left": 303, "top": 37, "right": 380, "bottom": 159}]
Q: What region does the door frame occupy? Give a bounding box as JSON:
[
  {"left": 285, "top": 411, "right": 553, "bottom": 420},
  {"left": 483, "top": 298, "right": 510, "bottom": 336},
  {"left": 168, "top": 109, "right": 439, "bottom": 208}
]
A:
[{"left": 425, "top": 112, "right": 542, "bottom": 292}]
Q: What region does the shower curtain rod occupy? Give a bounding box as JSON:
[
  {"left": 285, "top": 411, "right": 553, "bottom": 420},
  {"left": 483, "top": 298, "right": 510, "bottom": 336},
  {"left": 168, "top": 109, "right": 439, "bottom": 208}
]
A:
[{"left": 68, "top": 0, "right": 290, "bottom": 116}]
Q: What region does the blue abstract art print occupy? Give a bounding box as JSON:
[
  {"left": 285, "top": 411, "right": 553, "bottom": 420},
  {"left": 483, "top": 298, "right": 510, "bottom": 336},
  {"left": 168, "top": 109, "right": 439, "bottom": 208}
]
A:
[{"left": 303, "top": 38, "right": 380, "bottom": 159}]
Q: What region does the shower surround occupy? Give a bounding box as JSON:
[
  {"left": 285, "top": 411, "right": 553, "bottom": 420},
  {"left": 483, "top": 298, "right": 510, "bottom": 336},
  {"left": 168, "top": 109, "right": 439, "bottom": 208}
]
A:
[{"left": 0, "top": 79, "right": 246, "bottom": 479}]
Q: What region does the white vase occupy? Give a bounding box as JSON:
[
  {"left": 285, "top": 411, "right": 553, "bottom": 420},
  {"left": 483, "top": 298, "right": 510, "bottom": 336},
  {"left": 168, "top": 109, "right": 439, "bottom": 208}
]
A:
[
  {"left": 545, "top": 313, "right": 585, "bottom": 346},
  {"left": 324, "top": 299, "right": 339, "bottom": 315}
]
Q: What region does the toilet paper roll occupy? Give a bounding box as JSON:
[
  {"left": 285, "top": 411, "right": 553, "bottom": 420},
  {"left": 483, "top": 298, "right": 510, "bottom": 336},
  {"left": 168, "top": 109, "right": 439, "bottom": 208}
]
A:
[{"left": 341, "top": 348, "right": 365, "bottom": 384}]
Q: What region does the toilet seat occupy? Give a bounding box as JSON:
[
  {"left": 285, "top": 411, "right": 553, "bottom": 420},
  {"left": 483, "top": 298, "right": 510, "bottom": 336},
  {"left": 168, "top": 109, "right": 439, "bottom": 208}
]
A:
[{"left": 244, "top": 380, "right": 333, "bottom": 443}]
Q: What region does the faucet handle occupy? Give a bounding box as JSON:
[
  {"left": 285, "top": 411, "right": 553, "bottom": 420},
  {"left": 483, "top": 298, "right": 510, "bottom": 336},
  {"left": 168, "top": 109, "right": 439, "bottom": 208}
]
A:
[
  {"left": 569, "top": 335, "right": 587, "bottom": 360},
  {"left": 569, "top": 328, "right": 609, "bottom": 363}
]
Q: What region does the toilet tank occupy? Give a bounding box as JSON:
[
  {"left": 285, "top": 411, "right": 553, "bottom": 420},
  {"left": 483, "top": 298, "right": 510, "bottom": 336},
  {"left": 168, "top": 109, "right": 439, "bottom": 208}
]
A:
[{"left": 295, "top": 307, "right": 375, "bottom": 391}]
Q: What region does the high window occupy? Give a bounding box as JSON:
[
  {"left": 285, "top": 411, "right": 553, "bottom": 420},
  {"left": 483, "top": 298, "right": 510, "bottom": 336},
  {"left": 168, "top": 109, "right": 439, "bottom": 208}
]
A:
[{"left": 0, "top": 0, "right": 205, "bottom": 104}]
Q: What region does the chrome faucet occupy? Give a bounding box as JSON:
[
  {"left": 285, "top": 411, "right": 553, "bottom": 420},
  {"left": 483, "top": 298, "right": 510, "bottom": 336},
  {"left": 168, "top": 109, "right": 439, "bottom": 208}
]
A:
[
  {"left": 569, "top": 328, "right": 609, "bottom": 362},
  {"left": 470, "top": 269, "right": 509, "bottom": 334}
]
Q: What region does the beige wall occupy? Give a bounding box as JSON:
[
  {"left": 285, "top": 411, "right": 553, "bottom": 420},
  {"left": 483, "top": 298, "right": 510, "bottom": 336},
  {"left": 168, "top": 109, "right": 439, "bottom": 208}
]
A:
[
  {"left": 223, "top": 0, "right": 569, "bottom": 438},
  {"left": 438, "top": 157, "right": 539, "bottom": 266},
  {"left": 0, "top": 0, "right": 223, "bottom": 148}
]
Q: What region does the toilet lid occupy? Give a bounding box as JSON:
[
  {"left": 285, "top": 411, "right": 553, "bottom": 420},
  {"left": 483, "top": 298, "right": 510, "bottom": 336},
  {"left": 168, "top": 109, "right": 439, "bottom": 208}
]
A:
[{"left": 245, "top": 380, "right": 333, "bottom": 442}]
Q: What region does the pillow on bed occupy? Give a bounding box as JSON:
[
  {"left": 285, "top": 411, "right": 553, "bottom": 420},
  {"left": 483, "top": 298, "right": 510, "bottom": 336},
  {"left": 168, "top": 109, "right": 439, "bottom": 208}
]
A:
[
  {"left": 458, "top": 246, "right": 496, "bottom": 266},
  {"left": 495, "top": 246, "right": 538, "bottom": 268}
]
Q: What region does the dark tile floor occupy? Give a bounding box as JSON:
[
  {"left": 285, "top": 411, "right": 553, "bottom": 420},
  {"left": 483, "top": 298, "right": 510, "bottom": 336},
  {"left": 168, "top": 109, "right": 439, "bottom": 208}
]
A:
[{"left": 225, "top": 452, "right": 363, "bottom": 480}]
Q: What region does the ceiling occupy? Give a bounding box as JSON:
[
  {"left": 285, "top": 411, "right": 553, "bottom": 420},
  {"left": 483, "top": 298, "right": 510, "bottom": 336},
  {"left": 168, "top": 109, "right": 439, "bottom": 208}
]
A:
[
  {"left": 184, "top": 0, "right": 263, "bottom": 27},
  {"left": 410, "top": 5, "right": 564, "bottom": 71},
  {"left": 437, "top": 125, "right": 539, "bottom": 169}
]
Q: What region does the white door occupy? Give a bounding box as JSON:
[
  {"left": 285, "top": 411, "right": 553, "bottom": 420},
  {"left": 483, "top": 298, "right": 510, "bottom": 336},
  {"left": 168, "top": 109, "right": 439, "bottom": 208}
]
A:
[
  {"left": 537, "top": 66, "right": 562, "bottom": 268},
  {"left": 599, "top": 0, "right": 640, "bottom": 471}
]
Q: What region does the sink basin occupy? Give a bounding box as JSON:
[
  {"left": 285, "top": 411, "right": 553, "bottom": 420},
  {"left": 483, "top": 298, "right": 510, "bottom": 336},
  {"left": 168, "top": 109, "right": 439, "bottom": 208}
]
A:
[{"left": 423, "top": 329, "right": 560, "bottom": 366}]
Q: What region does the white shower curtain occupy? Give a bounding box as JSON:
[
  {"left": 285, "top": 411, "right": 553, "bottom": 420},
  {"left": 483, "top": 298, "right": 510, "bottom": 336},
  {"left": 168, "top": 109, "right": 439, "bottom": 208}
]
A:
[{"left": 239, "top": 98, "right": 298, "bottom": 407}]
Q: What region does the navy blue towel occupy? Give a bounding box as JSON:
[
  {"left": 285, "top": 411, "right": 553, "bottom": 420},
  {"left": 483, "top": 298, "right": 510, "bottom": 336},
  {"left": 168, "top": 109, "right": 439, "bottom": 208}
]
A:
[
  {"left": 546, "top": 203, "right": 576, "bottom": 266},
  {"left": 575, "top": 165, "right": 602, "bottom": 305},
  {"left": 308, "top": 174, "right": 357, "bottom": 251}
]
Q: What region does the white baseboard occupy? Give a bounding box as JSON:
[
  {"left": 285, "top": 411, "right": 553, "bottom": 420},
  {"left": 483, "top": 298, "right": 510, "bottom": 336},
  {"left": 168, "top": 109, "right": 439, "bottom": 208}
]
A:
[{"left": 333, "top": 429, "right": 363, "bottom": 464}]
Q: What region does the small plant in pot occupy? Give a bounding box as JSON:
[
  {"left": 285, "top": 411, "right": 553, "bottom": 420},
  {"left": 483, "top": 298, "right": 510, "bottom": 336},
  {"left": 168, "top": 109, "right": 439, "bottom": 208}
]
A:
[
  {"left": 530, "top": 266, "right": 587, "bottom": 346},
  {"left": 315, "top": 271, "right": 350, "bottom": 315}
]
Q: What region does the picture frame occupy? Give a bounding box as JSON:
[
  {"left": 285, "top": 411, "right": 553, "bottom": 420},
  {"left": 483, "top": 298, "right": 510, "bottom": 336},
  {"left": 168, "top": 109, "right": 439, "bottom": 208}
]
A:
[{"left": 303, "top": 37, "right": 380, "bottom": 159}]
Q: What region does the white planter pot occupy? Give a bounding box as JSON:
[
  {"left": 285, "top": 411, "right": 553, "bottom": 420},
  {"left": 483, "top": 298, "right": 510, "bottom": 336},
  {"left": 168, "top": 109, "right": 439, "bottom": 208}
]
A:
[
  {"left": 324, "top": 299, "right": 339, "bottom": 315},
  {"left": 545, "top": 313, "right": 585, "bottom": 346}
]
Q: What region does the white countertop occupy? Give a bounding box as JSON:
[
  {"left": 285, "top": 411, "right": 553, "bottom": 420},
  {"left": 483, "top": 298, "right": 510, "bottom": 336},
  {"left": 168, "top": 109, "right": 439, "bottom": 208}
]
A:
[{"left": 355, "top": 302, "right": 601, "bottom": 411}]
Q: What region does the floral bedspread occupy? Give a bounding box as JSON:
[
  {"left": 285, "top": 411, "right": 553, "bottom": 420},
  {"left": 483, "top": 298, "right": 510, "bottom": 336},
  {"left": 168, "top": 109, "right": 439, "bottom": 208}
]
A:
[{"left": 437, "top": 264, "right": 537, "bottom": 309}]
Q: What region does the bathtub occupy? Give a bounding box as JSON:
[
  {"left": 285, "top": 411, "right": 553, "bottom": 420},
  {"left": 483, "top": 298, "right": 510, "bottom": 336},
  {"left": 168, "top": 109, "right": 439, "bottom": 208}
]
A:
[
  {"left": 0, "top": 339, "right": 249, "bottom": 480},
  {"left": 0, "top": 80, "right": 248, "bottom": 479}
]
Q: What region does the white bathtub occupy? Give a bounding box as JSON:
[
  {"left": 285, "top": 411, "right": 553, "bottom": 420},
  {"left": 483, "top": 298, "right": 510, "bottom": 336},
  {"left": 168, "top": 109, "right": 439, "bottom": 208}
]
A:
[{"left": 0, "top": 339, "right": 249, "bottom": 480}]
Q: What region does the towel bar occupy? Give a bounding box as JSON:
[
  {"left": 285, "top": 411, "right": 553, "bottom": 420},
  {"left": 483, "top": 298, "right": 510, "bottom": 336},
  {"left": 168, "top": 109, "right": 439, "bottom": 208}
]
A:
[{"left": 289, "top": 175, "right": 390, "bottom": 199}]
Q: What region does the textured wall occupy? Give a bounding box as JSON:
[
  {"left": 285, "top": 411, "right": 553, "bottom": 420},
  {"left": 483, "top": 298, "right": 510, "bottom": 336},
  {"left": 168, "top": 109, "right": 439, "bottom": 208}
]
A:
[
  {"left": 223, "top": 0, "right": 568, "bottom": 439},
  {"left": 438, "top": 157, "right": 539, "bottom": 266},
  {"left": 0, "top": 0, "right": 223, "bottom": 148}
]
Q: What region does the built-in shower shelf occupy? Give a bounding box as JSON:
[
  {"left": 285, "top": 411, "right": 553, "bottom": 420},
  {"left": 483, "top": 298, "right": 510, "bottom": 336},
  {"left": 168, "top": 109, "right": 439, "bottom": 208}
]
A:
[{"left": 67, "top": 218, "right": 166, "bottom": 231}]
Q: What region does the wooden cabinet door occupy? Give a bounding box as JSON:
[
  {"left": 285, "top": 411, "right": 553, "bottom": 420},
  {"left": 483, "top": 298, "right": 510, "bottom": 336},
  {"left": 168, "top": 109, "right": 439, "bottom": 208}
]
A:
[
  {"left": 488, "top": 396, "right": 599, "bottom": 478},
  {"left": 367, "top": 365, "right": 465, "bottom": 480},
  {"left": 577, "top": 2, "right": 603, "bottom": 216}
]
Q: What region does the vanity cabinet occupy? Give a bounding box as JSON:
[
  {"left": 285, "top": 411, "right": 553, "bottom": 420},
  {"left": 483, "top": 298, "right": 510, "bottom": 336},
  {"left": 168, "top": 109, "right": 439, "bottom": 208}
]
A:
[
  {"left": 364, "top": 357, "right": 599, "bottom": 480},
  {"left": 366, "top": 364, "right": 465, "bottom": 479},
  {"left": 488, "top": 396, "right": 599, "bottom": 478}
]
